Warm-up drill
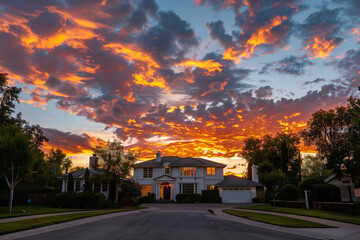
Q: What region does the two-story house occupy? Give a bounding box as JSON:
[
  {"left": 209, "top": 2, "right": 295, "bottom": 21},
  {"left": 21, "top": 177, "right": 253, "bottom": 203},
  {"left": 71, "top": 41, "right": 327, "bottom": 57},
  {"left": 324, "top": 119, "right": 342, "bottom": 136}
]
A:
[{"left": 133, "top": 152, "right": 262, "bottom": 203}]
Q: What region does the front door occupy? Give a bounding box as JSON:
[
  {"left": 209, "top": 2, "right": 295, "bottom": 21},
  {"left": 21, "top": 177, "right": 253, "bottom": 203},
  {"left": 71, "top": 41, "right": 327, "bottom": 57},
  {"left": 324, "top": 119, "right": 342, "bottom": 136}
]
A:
[{"left": 164, "top": 186, "right": 171, "bottom": 200}]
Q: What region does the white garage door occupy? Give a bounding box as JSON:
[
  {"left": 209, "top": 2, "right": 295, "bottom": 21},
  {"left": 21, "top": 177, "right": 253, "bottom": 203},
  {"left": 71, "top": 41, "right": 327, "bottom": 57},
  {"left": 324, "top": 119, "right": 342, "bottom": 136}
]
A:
[{"left": 221, "top": 188, "right": 252, "bottom": 203}]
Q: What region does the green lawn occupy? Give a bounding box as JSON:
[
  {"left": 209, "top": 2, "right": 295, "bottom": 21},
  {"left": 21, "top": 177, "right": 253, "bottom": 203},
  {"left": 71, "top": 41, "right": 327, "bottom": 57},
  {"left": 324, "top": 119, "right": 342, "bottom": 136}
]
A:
[
  {"left": 236, "top": 205, "right": 360, "bottom": 225},
  {"left": 0, "top": 206, "right": 88, "bottom": 219},
  {"left": 0, "top": 207, "right": 145, "bottom": 235},
  {"left": 223, "top": 209, "right": 333, "bottom": 228}
]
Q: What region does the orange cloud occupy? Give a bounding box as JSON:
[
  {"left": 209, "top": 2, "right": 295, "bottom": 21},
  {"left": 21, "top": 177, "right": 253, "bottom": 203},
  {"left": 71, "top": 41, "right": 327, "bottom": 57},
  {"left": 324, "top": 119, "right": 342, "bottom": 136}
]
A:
[
  {"left": 305, "top": 37, "right": 339, "bottom": 58},
  {"left": 223, "top": 16, "right": 288, "bottom": 61}
]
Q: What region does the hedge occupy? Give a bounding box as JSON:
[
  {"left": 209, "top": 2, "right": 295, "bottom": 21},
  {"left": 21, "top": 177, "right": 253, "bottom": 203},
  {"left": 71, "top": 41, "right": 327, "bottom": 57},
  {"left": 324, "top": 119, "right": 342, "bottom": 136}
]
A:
[
  {"left": 175, "top": 194, "right": 202, "bottom": 203},
  {"left": 313, "top": 184, "right": 340, "bottom": 202},
  {"left": 45, "top": 192, "right": 111, "bottom": 209},
  {"left": 279, "top": 184, "right": 299, "bottom": 201},
  {"left": 201, "top": 190, "right": 221, "bottom": 203}
]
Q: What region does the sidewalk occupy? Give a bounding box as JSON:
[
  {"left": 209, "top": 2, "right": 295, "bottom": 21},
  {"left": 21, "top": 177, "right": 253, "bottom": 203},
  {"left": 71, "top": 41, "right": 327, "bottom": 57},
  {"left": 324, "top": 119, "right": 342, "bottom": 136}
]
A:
[{"left": 214, "top": 208, "right": 360, "bottom": 240}]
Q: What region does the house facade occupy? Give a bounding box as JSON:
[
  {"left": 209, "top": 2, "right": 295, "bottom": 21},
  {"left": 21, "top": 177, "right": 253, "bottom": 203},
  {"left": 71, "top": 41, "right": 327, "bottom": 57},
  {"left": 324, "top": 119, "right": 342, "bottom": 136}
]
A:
[
  {"left": 325, "top": 173, "right": 360, "bottom": 202},
  {"left": 133, "top": 152, "right": 262, "bottom": 203},
  {"left": 57, "top": 156, "right": 110, "bottom": 200}
]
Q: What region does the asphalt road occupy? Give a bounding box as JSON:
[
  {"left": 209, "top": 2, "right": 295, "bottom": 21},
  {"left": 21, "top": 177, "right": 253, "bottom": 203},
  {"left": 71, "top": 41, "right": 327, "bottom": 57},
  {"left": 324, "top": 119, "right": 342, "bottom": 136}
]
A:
[{"left": 18, "top": 210, "right": 319, "bottom": 240}]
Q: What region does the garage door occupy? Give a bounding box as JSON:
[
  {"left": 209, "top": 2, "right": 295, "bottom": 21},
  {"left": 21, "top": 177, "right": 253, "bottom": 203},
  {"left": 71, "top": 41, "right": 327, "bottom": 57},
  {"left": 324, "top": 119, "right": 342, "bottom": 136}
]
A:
[{"left": 221, "top": 188, "right": 252, "bottom": 203}]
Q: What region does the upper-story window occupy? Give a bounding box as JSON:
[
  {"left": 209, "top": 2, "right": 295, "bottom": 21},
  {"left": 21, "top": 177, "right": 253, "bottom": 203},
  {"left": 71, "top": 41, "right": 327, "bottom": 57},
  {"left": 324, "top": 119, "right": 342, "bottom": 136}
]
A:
[
  {"left": 143, "top": 168, "right": 153, "bottom": 178},
  {"left": 180, "top": 167, "right": 196, "bottom": 176},
  {"left": 207, "top": 167, "right": 215, "bottom": 175},
  {"left": 165, "top": 166, "right": 170, "bottom": 175}
]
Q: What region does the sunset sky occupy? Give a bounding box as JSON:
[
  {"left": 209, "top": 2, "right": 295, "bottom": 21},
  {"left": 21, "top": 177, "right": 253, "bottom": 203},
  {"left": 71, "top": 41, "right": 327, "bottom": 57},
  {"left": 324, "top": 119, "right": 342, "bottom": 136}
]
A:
[{"left": 1, "top": 0, "right": 359, "bottom": 176}]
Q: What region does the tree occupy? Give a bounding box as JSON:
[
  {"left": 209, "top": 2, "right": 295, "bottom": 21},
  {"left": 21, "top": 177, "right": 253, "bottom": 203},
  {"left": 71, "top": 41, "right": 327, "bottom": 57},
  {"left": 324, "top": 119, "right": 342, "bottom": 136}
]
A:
[
  {"left": 0, "top": 125, "right": 39, "bottom": 213},
  {"left": 84, "top": 168, "right": 91, "bottom": 191},
  {"left": 62, "top": 157, "right": 73, "bottom": 174},
  {"left": 67, "top": 173, "right": 74, "bottom": 192},
  {"left": 46, "top": 148, "right": 66, "bottom": 176},
  {"left": 0, "top": 73, "right": 48, "bottom": 147},
  {"left": 0, "top": 73, "right": 21, "bottom": 125},
  {"left": 301, "top": 154, "right": 331, "bottom": 178},
  {"left": 301, "top": 106, "right": 359, "bottom": 176},
  {"left": 92, "top": 141, "right": 138, "bottom": 202},
  {"left": 242, "top": 132, "right": 301, "bottom": 184}
]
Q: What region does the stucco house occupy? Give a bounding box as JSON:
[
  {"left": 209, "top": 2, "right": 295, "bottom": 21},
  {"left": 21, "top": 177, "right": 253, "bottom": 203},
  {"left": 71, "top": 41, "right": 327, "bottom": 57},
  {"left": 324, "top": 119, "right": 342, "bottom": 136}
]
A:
[
  {"left": 133, "top": 152, "right": 262, "bottom": 203},
  {"left": 325, "top": 173, "right": 360, "bottom": 202}
]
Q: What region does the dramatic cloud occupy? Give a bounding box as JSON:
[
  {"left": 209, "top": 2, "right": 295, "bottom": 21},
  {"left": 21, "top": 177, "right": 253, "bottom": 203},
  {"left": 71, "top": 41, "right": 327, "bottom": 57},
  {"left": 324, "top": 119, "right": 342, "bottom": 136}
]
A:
[
  {"left": 259, "top": 55, "right": 314, "bottom": 75},
  {"left": 295, "top": 7, "right": 344, "bottom": 58},
  {"left": 0, "top": 0, "right": 358, "bottom": 175}
]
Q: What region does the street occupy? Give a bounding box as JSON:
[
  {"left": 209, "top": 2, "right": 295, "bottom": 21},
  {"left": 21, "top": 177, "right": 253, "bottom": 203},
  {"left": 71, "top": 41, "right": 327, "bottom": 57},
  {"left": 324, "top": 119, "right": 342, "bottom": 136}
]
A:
[{"left": 18, "top": 208, "right": 319, "bottom": 240}]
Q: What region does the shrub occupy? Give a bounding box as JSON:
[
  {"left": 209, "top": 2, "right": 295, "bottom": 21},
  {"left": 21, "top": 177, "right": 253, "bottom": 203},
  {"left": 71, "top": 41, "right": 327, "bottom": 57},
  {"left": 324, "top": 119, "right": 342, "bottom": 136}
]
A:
[
  {"left": 313, "top": 183, "right": 340, "bottom": 202},
  {"left": 140, "top": 193, "right": 156, "bottom": 203},
  {"left": 201, "top": 190, "right": 221, "bottom": 203},
  {"left": 51, "top": 191, "right": 108, "bottom": 208},
  {"left": 175, "top": 194, "right": 202, "bottom": 203},
  {"left": 77, "top": 191, "right": 106, "bottom": 208},
  {"left": 279, "top": 184, "right": 299, "bottom": 201},
  {"left": 252, "top": 197, "right": 261, "bottom": 203},
  {"left": 118, "top": 181, "right": 141, "bottom": 205},
  {"left": 354, "top": 202, "right": 360, "bottom": 215},
  {"left": 54, "top": 192, "right": 78, "bottom": 208},
  {"left": 298, "top": 176, "right": 324, "bottom": 193},
  {"left": 355, "top": 178, "right": 360, "bottom": 188}
]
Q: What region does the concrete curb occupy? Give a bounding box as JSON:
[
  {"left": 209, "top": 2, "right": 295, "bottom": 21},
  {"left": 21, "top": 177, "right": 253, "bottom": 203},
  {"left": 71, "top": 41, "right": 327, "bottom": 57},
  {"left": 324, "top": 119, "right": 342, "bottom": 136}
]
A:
[{"left": 215, "top": 209, "right": 360, "bottom": 240}]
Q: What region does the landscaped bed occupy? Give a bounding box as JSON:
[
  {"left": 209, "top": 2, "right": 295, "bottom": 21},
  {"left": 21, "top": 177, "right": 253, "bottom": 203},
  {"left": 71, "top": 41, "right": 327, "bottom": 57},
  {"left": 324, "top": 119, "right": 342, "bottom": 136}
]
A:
[
  {"left": 0, "top": 207, "right": 145, "bottom": 235},
  {"left": 236, "top": 205, "right": 360, "bottom": 225},
  {"left": 223, "top": 209, "right": 333, "bottom": 228}
]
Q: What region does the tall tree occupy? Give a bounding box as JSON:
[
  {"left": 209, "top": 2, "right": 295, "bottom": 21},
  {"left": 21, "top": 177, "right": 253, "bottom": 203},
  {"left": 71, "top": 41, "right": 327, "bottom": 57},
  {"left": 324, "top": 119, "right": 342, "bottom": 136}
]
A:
[
  {"left": 0, "top": 125, "right": 39, "bottom": 213},
  {"left": 0, "top": 73, "right": 48, "bottom": 147},
  {"left": 242, "top": 132, "right": 301, "bottom": 184},
  {"left": 62, "top": 157, "right": 73, "bottom": 174},
  {"left": 0, "top": 73, "right": 48, "bottom": 213},
  {"left": 301, "top": 106, "right": 359, "bottom": 176},
  {"left": 46, "top": 148, "right": 66, "bottom": 176},
  {"left": 92, "top": 141, "right": 138, "bottom": 202}
]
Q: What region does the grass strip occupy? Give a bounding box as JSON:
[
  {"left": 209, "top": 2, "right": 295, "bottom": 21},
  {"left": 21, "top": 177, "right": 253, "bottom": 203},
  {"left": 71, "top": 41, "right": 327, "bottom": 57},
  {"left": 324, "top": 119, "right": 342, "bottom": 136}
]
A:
[
  {"left": 223, "top": 209, "right": 334, "bottom": 228},
  {"left": 0, "top": 207, "right": 145, "bottom": 235},
  {"left": 0, "top": 206, "right": 88, "bottom": 219},
  {"left": 236, "top": 205, "right": 360, "bottom": 225}
]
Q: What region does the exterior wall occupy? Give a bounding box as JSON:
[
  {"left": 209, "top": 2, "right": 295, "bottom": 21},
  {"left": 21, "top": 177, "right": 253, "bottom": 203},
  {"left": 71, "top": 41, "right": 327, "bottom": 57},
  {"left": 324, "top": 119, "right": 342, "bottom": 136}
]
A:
[
  {"left": 328, "top": 177, "right": 360, "bottom": 202},
  {"left": 133, "top": 166, "right": 224, "bottom": 200},
  {"left": 60, "top": 176, "right": 109, "bottom": 200}
]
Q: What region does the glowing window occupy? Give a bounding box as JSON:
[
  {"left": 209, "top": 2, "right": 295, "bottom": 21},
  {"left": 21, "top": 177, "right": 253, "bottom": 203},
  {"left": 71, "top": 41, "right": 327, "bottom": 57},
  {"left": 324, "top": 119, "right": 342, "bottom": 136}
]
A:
[
  {"left": 165, "top": 166, "right": 170, "bottom": 175},
  {"left": 143, "top": 168, "right": 153, "bottom": 178},
  {"left": 207, "top": 167, "right": 215, "bottom": 175},
  {"left": 207, "top": 185, "right": 215, "bottom": 190},
  {"left": 180, "top": 167, "right": 196, "bottom": 176},
  {"left": 141, "top": 185, "right": 153, "bottom": 196}
]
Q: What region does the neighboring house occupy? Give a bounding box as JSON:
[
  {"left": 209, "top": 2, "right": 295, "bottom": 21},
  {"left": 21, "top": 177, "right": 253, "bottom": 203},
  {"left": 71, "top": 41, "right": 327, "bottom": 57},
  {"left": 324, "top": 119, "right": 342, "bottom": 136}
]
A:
[
  {"left": 325, "top": 173, "right": 360, "bottom": 202},
  {"left": 57, "top": 156, "right": 110, "bottom": 200},
  {"left": 133, "top": 152, "right": 262, "bottom": 203}
]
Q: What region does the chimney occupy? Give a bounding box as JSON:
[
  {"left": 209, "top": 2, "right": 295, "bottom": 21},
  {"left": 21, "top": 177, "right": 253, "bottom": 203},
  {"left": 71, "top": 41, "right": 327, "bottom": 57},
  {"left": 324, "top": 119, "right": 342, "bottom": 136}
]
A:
[
  {"left": 89, "top": 154, "right": 97, "bottom": 169},
  {"left": 156, "top": 151, "right": 161, "bottom": 162},
  {"left": 251, "top": 165, "right": 259, "bottom": 183}
]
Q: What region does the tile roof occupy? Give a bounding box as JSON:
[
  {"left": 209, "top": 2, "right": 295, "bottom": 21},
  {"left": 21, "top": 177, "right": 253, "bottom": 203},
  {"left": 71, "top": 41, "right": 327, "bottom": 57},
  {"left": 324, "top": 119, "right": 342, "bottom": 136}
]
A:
[
  {"left": 215, "top": 175, "right": 262, "bottom": 187},
  {"left": 133, "top": 156, "right": 226, "bottom": 168}
]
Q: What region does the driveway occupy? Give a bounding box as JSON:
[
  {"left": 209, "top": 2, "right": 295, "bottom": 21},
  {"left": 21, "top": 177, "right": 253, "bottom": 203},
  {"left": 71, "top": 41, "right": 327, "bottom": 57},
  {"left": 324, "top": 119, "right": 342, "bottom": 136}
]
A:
[{"left": 16, "top": 204, "right": 318, "bottom": 240}]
